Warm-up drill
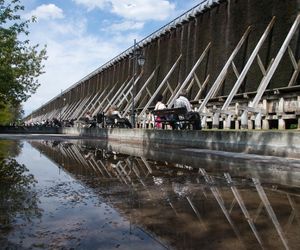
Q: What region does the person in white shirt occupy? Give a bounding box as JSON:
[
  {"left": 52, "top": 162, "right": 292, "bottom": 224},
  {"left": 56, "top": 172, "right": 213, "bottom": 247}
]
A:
[
  {"left": 105, "top": 105, "right": 132, "bottom": 128},
  {"left": 174, "top": 89, "right": 201, "bottom": 130},
  {"left": 155, "top": 94, "right": 166, "bottom": 110},
  {"left": 154, "top": 94, "right": 166, "bottom": 129}
]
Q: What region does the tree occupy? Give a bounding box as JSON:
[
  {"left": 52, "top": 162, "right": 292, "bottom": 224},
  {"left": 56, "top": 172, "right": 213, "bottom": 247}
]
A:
[
  {"left": 0, "top": 0, "right": 47, "bottom": 124},
  {"left": 0, "top": 99, "right": 23, "bottom": 124}
]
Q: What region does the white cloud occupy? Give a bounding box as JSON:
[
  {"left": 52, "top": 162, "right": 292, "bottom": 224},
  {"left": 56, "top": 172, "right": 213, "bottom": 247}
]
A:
[
  {"left": 22, "top": 0, "right": 179, "bottom": 115},
  {"left": 26, "top": 4, "right": 64, "bottom": 20},
  {"left": 24, "top": 36, "right": 119, "bottom": 115},
  {"left": 23, "top": 18, "right": 130, "bottom": 115},
  {"left": 74, "top": 0, "right": 175, "bottom": 21},
  {"left": 48, "top": 18, "right": 88, "bottom": 36},
  {"left": 73, "top": 0, "right": 109, "bottom": 11},
  {"left": 104, "top": 20, "right": 144, "bottom": 32},
  {"left": 110, "top": 0, "right": 175, "bottom": 21},
  {"left": 110, "top": 32, "right": 143, "bottom": 45}
]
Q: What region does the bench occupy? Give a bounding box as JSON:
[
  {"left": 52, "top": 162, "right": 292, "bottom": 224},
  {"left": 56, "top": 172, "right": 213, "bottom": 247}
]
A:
[
  {"left": 76, "top": 117, "right": 97, "bottom": 128},
  {"left": 152, "top": 107, "right": 201, "bottom": 130},
  {"left": 105, "top": 114, "right": 132, "bottom": 128}
]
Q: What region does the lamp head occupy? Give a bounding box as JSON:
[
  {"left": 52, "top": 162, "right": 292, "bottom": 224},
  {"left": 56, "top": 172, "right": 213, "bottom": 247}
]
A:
[{"left": 137, "top": 55, "right": 145, "bottom": 66}]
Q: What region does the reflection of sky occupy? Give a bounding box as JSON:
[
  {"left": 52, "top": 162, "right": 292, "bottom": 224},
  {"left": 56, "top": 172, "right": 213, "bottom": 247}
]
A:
[
  {"left": 11, "top": 141, "right": 167, "bottom": 250},
  {"left": 16, "top": 141, "right": 68, "bottom": 186},
  {"left": 7, "top": 139, "right": 300, "bottom": 250}
]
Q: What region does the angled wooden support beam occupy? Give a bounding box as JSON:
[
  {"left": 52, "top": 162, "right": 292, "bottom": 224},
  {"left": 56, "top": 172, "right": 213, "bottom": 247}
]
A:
[
  {"left": 199, "top": 168, "right": 245, "bottom": 247},
  {"left": 61, "top": 103, "right": 72, "bottom": 119},
  {"left": 51, "top": 108, "right": 62, "bottom": 120},
  {"left": 47, "top": 109, "right": 57, "bottom": 120},
  {"left": 252, "top": 178, "right": 289, "bottom": 250},
  {"left": 115, "top": 72, "right": 143, "bottom": 111},
  {"left": 63, "top": 100, "right": 80, "bottom": 120},
  {"left": 90, "top": 160, "right": 106, "bottom": 176},
  {"left": 197, "top": 26, "right": 252, "bottom": 113},
  {"left": 139, "top": 54, "right": 182, "bottom": 119},
  {"left": 240, "top": 15, "right": 300, "bottom": 129},
  {"left": 77, "top": 91, "right": 102, "bottom": 118},
  {"left": 186, "top": 196, "right": 207, "bottom": 230},
  {"left": 111, "top": 77, "right": 135, "bottom": 109},
  {"left": 65, "top": 99, "right": 84, "bottom": 120},
  {"left": 72, "top": 95, "right": 92, "bottom": 119},
  {"left": 287, "top": 46, "right": 300, "bottom": 87},
  {"left": 165, "top": 82, "right": 181, "bottom": 105},
  {"left": 103, "top": 77, "right": 133, "bottom": 113},
  {"left": 194, "top": 74, "right": 210, "bottom": 101},
  {"left": 251, "top": 14, "right": 300, "bottom": 108},
  {"left": 168, "top": 43, "right": 211, "bottom": 108},
  {"left": 78, "top": 86, "right": 109, "bottom": 117},
  {"left": 225, "top": 173, "right": 264, "bottom": 248},
  {"left": 123, "top": 66, "right": 158, "bottom": 117},
  {"left": 90, "top": 84, "right": 116, "bottom": 116},
  {"left": 221, "top": 17, "right": 276, "bottom": 111},
  {"left": 97, "top": 159, "right": 113, "bottom": 178},
  {"left": 70, "top": 96, "right": 90, "bottom": 120},
  {"left": 140, "top": 157, "right": 153, "bottom": 174},
  {"left": 59, "top": 105, "right": 69, "bottom": 120},
  {"left": 285, "top": 194, "right": 300, "bottom": 230}
]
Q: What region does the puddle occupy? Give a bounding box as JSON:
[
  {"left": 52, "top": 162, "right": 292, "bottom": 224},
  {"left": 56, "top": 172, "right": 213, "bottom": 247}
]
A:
[{"left": 0, "top": 139, "right": 300, "bottom": 249}]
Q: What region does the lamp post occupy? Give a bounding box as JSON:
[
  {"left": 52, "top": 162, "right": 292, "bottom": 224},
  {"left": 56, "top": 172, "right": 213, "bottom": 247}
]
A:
[{"left": 131, "top": 39, "right": 145, "bottom": 128}]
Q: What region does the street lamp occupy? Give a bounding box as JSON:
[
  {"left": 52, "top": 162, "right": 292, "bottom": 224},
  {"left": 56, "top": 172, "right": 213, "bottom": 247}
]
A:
[
  {"left": 137, "top": 54, "right": 145, "bottom": 67},
  {"left": 131, "top": 39, "right": 145, "bottom": 128}
]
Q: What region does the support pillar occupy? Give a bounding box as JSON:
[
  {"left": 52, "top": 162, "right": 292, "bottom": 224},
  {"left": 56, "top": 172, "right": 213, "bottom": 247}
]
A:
[
  {"left": 262, "top": 119, "right": 269, "bottom": 130},
  {"left": 224, "top": 115, "right": 231, "bottom": 130},
  {"left": 241, "top": 111, "right": 248, "bottom": 129},
  {"left": 212, "top": 113, "right": 219, "bottom": 129},
  {"left": 235, "top": 119, "right": 240, "bottom": 130},
  {"left": 278, "top": 97, "right": 285, "bottom": 130},
  {"left": 255, "top": 112, "right": 262, "bottom": 130},
  {"left": 248, "top": 117, "right": 254, "bottom": 130},
  {"left": 201, "top": 116, "right": 207, "bottom": 129},
  {"left": 297, "top": 96, "right": 300, "bottom": 113},
  {"left": 278, "top": 117, "right": 286, "bottom": 130}
]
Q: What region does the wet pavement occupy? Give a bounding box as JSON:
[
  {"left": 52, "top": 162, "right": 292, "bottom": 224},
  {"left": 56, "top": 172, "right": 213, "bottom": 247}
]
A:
[{"left": 0, "top": 137, "right": 300, "bottom": 249}]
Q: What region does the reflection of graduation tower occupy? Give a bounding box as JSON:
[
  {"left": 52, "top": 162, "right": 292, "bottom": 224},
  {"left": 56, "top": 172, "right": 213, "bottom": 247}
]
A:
[
  {"left": 31, "top": 140, "right": 300, "bottom": 249},
  {"left": 26, "top": 0, "right": 300, "bottom": 130}
]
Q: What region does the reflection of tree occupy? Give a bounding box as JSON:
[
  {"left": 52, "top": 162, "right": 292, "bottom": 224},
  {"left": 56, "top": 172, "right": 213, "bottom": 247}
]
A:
[
  {"left": 0, "top": 158, "right": 41, "bottom": 237},
  {"left": 0, "top": 140, "right": 22, "bottom": 159}
]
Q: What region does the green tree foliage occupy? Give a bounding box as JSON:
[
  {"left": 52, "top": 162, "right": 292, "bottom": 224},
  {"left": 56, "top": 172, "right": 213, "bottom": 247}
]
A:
[
  {"left": 0, "top": 99, "right": 23, "bottom": 124},
  {"left": 0, "top": 0, "right": 47, "bottom": 124}
]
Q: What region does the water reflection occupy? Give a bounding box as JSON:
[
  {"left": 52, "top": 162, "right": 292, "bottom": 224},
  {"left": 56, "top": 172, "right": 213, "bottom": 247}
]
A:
[
  {"left": 0, "top": 141, "right": 41, "bottom": 247},
  {"left": 29, "top": 140, "right": 300, "bottom": 250}
]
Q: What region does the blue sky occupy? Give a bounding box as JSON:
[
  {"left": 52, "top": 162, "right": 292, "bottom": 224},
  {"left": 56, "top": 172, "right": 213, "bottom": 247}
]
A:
[{"left": 22, "top": 0, "right": 200, "bottom": 115}]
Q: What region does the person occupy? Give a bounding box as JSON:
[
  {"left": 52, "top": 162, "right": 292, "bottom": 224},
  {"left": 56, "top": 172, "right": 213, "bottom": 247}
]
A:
[
  {"left": 105, "top": 105, "right": 132, "bottom": 128},
  {"left": 84, "top": 111, "right": 96, "bottom": 128},
  {"left": 105, "top": 105, "right": 121, "bottom": 119},
  {"left": 85, "top": 111, "right": 92, "bottom": 121},
  {"left": 174, "top": 89, "right": 201, "bottom": 130},
  {"left": 154, "top": 94, "right": 166, "bottom": 129},
  {"left": 154, "top": 94, "right": 166, "bottom": 110},
  {"left": 96, "top": 112, "right": 104, "bottom": 124}
]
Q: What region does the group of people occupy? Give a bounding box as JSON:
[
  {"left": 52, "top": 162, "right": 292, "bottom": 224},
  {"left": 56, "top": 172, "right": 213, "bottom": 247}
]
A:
[
  {"left": 154, "top": 89, "right": 201, "bottom": 130},
  {"left": 83, "top": 106, "right": 132, "bottom": 128},
  {"left": 105, "top": 105, "right": 132, "bottom": 128},
  {"left": 24, "top": 91, "right": 200, "bottom": 129}
]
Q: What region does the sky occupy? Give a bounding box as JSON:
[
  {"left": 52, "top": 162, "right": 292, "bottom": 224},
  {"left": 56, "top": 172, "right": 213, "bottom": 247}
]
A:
[{"left": 21, "top": 0, "right": 200, "bottom": 116}]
